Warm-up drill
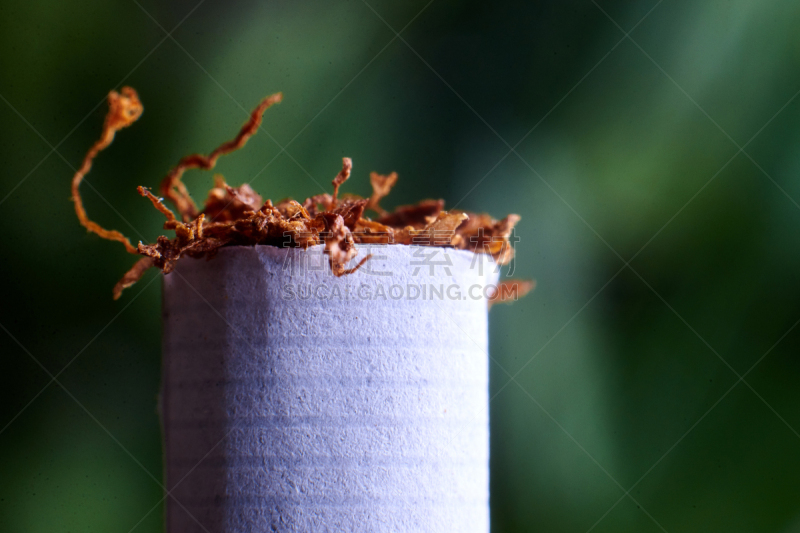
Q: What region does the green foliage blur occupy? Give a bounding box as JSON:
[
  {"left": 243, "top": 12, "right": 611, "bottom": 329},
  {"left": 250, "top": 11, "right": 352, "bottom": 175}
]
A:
[{"left": 2, "top": 0, "right": 800, "bottom": 531}]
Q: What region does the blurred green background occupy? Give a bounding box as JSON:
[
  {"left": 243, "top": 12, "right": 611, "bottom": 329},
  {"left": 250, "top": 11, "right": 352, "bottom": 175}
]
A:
[{"left": 2, "top": 0, "right": 800, "bottom": 531}]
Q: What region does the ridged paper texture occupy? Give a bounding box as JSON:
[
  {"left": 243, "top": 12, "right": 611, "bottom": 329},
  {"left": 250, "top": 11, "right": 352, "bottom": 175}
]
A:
[{"left": 162, "top": 245, "right": 498, "bottom": 532}]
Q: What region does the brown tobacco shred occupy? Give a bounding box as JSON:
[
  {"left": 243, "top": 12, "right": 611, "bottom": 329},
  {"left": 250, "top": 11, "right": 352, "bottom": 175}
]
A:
[
  {"left": 113, "top": 257, "right": 155, "bottom": 300},
  {"left": 72, "top": 88, "right": 532, "bottom": 301},
  {"left": 366, "top": 171, "right": 397, "bottom": 216},
  {"left": 330, "top": 158, "right": 352, "bottom": 208},
  {"left": 488, "top": 280, "right": 536, "bottom": 308},
  {"left": 71, "top": 87, "right": 144, "bottom": 253},
  {"left": 160, "top": 92, "right": 283, "bottom": 221}
]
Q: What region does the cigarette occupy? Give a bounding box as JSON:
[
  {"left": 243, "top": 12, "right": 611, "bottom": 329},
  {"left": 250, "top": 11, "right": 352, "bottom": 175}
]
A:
[
  {"left": 68, "top": 87, "right": 531, "bottom": 531},
  {"left": 162, "top": 244, "right": 498, "bottom": 532}
]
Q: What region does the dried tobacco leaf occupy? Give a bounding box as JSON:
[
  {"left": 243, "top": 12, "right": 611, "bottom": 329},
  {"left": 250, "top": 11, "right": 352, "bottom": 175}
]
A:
[
  {"left": 160, "top": 92, "right": 282, "bottom": 221},
  {"left": 377, "top": 199, "right": 444, "bottom": 229},
  {"left": 203, "top": 177, "right": 262, "bottom": 222},
  {"left": 112, "top": 256, "right": 154, "bottom": 300},
  {"left": 366, "top": 171, "right": 398, "bottom": 215},
  {"left": 330, "top": 158, "right": 352, "bottom": 208},
  {"left": 394, "top": 212, "right": 469, "bottom": 246},
  {"left": 71, "top": 88, "right": 532, "bottom": 302},
  {"left": 452, "top": 213, "right": 521, "bottom": 265},
  {"left": 71, "top": 87, "right": 143, "bottom": 253},
  {"left": 487, "top": 280, "right": 536, "bottom": 308}
]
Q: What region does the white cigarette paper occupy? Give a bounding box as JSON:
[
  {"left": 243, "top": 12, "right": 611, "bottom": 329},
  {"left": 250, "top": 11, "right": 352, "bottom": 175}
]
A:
[{"left": 162, "top": 244, "right": 499, "bottom": 532}]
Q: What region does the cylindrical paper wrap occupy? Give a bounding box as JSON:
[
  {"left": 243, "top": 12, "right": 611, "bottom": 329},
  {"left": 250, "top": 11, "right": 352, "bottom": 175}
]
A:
[{"left": 162, "top": 244, "right": 498, "bottom": 532}]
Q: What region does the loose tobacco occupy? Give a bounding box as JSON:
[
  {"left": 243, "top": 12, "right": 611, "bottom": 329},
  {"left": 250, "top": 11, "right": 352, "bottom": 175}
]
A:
[{"left": 71, "top": 87, "right": 532, "bottom": 303}]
